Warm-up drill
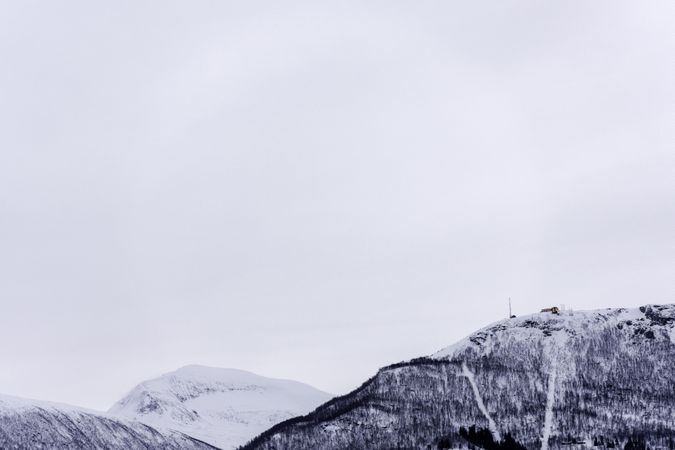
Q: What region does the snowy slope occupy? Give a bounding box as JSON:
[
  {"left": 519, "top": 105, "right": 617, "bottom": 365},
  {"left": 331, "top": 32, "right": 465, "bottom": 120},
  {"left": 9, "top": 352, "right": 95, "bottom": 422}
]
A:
[
  {"left": 109, "top": 365, "right": 332, "bottom": 449},
  {"left": 243, "top": 304, "right": 675, "bottom": 450},
  {"left": 0, "top": 393, "right": 217, "bottom": 450}
]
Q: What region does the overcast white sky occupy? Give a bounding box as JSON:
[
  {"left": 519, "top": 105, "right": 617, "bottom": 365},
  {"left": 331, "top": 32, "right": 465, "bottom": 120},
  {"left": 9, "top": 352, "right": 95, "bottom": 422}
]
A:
[{"left": 0, "top": 1, "right": 673, "bottom": 411}]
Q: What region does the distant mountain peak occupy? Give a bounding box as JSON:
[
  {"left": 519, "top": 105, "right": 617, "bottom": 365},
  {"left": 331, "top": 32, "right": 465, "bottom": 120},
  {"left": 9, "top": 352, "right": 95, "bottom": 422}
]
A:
[{"left": 110, "top": 366, "right": 332, "bottom": 450}]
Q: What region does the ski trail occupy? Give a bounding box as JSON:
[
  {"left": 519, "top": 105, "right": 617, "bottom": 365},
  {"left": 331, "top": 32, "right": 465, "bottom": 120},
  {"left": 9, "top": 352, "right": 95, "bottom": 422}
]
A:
[
  {"left": 461, "top": 363, "right": 501, "bottom": 442},
  {"left": 541, "top": 362, "right": 557, "bottom": 450}
]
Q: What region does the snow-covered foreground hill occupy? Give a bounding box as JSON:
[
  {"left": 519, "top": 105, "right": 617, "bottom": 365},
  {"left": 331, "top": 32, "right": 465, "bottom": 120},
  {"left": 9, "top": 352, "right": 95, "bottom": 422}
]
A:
[
  {"left": 109, "top": 365, "right": 332, "bottom": 449},
  {"left": 243, "top": 304, "right": 675, "bottom": 450},
  {"left": 0, "top": 394, "right": 217, "bottom": 450}
]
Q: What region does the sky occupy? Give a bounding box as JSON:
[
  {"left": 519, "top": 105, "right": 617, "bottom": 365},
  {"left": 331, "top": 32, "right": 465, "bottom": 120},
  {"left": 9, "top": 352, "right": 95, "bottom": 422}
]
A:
[{"left": 0, "top": 1, "right": 672, "bottom": 411}]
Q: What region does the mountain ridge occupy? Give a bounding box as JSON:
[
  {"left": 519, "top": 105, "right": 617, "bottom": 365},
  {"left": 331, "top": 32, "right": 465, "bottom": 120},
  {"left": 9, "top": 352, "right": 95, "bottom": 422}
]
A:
[
  {"left": 0, "top": 393, "right": 219, "bottom": 450},
  {"left": 241, "top": 304, "right": 675, "bottom": 450}
]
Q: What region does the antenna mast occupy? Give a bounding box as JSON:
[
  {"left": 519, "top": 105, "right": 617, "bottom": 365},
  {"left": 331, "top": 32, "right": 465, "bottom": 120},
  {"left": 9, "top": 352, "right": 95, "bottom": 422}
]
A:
[{"left": 509, "top": 297, "right": 512, "bottom": 318}]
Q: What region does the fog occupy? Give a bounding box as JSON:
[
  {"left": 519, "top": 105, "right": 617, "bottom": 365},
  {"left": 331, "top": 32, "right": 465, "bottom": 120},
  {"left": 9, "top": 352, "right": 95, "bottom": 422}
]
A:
[{"left": 0, "top": 0, "right": 672, "bottom": 410}]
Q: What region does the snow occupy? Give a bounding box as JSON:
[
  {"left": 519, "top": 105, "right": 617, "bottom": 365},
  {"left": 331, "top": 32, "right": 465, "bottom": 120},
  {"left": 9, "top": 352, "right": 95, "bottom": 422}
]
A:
[
  {"left": 461, "top": 363, "right": 501, "bottom": 442},
  {"left": 432, "top": 305, "right": 673, "bottom": 360},
  {"left": 0, "top": 393, "right": 214, "bottom": 449},
  {"left": 242, "top": 304, "right": 675, "bottom": 450},
  {"left": 109, "top": 365, "right": 332, "bottom": 450},
  {"left": 0, "top": 392, "right": 101, "bottom": 415},
  {"left": 0, "top": 366, "right": 333, "bottom": 450},
  {"left": 430, "top": 304, "right": 675, "bottom": 448},
  {"left": 541, "top": 363, "right": 556, "bottom": 450},
  {"left": 3, "top": 304, "right": 673, "bottom": 450}
]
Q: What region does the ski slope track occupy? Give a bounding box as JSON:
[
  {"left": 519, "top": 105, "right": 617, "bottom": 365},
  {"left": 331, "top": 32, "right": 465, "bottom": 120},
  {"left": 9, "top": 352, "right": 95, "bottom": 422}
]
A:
[
  {"left": 541, "top": 364, "right": 556, "bottom": 450},
  {"left": 461, "top": 363, "right": 501, "bottom": 442},
  {"left": 242, "top": 304, "right": 675, "bottom": 450}
]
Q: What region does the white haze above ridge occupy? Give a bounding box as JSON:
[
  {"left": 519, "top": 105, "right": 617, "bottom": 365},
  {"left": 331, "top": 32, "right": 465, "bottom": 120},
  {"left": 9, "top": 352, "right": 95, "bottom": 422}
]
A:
[{"left": 0, "top": 0, "right": 672, "bottom": 410}]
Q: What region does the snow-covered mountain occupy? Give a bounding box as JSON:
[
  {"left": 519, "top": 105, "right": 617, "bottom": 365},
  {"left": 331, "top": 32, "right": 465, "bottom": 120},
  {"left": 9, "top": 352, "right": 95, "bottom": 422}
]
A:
[
  {"left": 0, "top": 394, "right": 217, "bottom": 450},
  {"left": 243, "top": 304, "right": 675, "bottom": 450},
  {"left": 109, "top": 365, "right": 332, "bottom": 449}
]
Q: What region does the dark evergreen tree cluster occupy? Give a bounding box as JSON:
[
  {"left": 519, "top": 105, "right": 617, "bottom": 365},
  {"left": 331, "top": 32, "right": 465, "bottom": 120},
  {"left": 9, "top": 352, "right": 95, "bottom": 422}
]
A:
[{"left": 458, "top": 426, "right": 527, "bottom": 450}]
